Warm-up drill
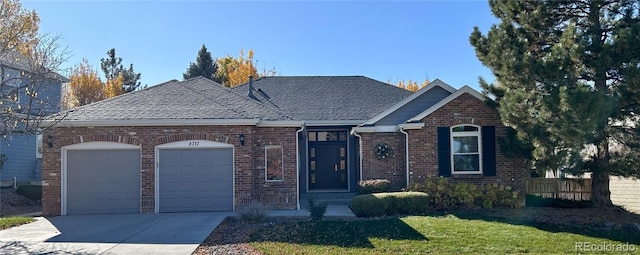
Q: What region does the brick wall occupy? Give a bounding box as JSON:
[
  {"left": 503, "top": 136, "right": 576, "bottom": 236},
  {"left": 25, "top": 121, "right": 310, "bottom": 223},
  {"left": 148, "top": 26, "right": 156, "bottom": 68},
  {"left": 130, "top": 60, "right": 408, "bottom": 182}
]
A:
[
  {"left": 41, "top": 125, "right": 298, "bottom": 216},
  {"left": 406, "top": 93, "right": 528, "bottom": 193},
  {"left": 359, "top": 132, "right": 407, "bottom": 190}
]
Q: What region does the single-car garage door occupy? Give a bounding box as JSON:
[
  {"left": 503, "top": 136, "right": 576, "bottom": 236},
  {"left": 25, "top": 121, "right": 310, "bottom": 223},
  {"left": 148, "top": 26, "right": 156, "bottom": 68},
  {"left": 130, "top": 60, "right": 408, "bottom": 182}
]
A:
[
  {"left": 158, "top": 142, "right": 233, "bottom": 213},
  {"left": 65, "top": 144, "right": 141, "bottom": 215}
]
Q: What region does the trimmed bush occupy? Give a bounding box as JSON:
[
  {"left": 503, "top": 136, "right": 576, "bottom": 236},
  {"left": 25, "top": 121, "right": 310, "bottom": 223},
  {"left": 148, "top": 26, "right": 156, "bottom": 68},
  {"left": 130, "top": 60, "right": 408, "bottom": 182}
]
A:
[
  {"left": 351, "top": 192, "right": 429, "bottom": 217},
  {"left": 16, "top": 185, "right": 41, "bottom": 201},
  {"left": 358, "top": 179, "right": 391, "bottom": 194},
  {"left": 237, "top": 201, "right": 267, "bottom": 223},
  {"left": 526, "top": 195, "right": 592, "bottom": 208}
]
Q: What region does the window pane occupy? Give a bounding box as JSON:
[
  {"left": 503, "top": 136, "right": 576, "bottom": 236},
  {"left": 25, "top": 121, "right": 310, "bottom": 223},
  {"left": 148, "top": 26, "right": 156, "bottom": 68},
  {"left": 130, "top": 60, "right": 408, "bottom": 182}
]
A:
[
  {"left": 309, "top": 132, "right": 316, "bottom": 142},
  {"left": 453, "top": 136, "right": 479, "bottom": 153},
  {"left": 453, "top": 155, "right": 480, "bottom": 171},
  {"left": 266, "top": 146, "right": 283, "bottom": 181},
  {"left": 338, "top": 131, "right": 346, "bottom": 141},
  {"left": 452, "top": 126, "right": 479, "bottom": 132}
]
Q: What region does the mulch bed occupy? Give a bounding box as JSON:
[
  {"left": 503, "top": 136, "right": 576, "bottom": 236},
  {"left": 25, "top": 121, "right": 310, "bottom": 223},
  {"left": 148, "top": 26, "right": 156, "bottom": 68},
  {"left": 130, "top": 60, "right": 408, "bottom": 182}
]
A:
[
  {"left": 0, "top": 188, "right": 41, "bottom": 217},
  {"left": 192, "top": 207, "right": 640, "bottom": 255}
]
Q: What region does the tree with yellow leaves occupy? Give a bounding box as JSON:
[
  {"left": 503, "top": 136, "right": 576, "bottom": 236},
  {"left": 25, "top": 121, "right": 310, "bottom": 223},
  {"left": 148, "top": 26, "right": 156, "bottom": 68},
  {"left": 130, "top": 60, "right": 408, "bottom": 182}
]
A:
[
  {"left": 64, "top": 59, "right": 122, "bottom": 108},
  {"left": 392, "top": 79, "right": 429, "bottom": 92},
  {"left": 215, "top": 49, "right": 276, "bottom": 87}
]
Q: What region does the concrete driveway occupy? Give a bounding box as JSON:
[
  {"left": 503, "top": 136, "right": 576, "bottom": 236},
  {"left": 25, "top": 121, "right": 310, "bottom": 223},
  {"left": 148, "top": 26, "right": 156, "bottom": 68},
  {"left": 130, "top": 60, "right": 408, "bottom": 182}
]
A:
[{"left": 0, "top": 212, "right": 229, "bottom": 255}]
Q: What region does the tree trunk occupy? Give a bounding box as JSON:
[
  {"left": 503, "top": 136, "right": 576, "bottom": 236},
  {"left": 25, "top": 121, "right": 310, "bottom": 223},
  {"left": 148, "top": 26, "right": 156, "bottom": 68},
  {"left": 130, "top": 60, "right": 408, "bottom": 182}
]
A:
[{"left": 591, "top": 140, "right": 613, "bottom": 206}]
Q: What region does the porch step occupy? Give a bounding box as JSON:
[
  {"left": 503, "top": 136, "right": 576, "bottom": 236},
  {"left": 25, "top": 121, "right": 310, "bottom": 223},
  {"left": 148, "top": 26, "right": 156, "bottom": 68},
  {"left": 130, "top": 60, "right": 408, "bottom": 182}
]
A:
[{"left": 300, "top": 192, "right": 357, "bottom": 209}]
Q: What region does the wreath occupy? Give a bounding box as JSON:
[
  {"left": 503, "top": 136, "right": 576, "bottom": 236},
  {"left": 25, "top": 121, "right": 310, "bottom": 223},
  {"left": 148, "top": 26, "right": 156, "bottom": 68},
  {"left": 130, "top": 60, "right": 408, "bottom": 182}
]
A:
[{"left": 374, "top": 142, "right": 393, "bottom": 160}]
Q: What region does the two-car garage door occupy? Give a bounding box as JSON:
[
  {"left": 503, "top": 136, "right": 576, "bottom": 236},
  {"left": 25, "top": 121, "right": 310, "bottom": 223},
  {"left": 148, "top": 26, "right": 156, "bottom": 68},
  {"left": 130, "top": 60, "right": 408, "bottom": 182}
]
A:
[{"left": 63, "top": 141, "right": 234, "bottom": 215}]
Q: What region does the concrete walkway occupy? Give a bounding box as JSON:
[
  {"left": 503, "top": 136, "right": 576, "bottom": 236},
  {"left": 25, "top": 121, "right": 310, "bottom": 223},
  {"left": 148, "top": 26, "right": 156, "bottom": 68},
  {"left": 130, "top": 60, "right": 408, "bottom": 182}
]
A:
[
  {"left": 266, "top": 204, "right": 355, "bottom": 218},
  {"left": 0, "top": 212, "right": 228, "bottom": 255}
]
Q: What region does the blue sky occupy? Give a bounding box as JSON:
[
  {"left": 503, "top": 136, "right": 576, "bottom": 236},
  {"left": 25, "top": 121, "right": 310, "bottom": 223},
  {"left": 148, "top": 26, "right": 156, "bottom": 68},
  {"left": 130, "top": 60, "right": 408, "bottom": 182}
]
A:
[{"left": 23, "top": 0, "right": 498, "bottom": 90}]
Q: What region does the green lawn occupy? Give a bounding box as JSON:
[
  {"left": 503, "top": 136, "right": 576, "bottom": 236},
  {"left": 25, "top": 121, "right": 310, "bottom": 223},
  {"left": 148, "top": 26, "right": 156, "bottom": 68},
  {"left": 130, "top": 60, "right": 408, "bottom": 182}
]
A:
[
  {"left": 249, "top": 215, "right": 639, "bottom": 254},
  {"left": 0, "top": 217, "right": 33, "bottom": 230}
]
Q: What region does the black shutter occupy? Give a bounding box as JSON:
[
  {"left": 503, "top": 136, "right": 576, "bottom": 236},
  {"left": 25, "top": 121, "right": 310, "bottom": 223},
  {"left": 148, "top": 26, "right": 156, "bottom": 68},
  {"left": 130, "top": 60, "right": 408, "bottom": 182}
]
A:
[
  {"left": 437, "top": 127, "right": 451, "bottom": 177},
  {"left": 482, "top": 126, "right": 496, "bottom": 176}
]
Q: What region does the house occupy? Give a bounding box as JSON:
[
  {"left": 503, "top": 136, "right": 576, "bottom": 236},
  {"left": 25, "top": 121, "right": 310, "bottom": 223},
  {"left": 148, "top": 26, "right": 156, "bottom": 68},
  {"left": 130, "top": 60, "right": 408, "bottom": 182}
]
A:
[
  {"left": 0, "top": 53, "right": 66, "bottom": 187},
  {"left": 40, "top": 76, "right": 526, "bottom": 216}
]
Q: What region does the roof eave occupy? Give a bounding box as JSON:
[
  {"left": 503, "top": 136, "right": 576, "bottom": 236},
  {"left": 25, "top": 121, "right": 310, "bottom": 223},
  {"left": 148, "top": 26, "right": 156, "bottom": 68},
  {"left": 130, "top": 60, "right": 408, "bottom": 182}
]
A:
[{"left": 42, "top": 118, "right": 262, "bottom": 127}]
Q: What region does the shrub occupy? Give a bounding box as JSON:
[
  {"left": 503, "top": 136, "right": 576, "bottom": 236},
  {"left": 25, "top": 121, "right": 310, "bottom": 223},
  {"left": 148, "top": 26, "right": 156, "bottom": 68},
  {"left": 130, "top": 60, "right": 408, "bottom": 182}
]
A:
[
  {"left": 307, "top": 198, "right": 327, "bottom": 221},
  {"left": 237, "top": 201, "right": 267, "bottom": 223},
  {"left": 408, "top": 176, "right": 521, "bottom": 210},
  {"left": 16, "top": 185, "right": 41, "bottom": 201},
  {"left": 455, "top": 182, "right": 481, "bottom": 208},
  {"left": 526, "top": 195, "right": 592, "bottom": 208},
  {"left": 358, "top": 179, "right": 391, "bottom": 194},
  {"left": 351, "top": 192, "right": 429, "bottom": 217},
  {"left": 389, "top": 192, "right": 430, "bottom": 214}
]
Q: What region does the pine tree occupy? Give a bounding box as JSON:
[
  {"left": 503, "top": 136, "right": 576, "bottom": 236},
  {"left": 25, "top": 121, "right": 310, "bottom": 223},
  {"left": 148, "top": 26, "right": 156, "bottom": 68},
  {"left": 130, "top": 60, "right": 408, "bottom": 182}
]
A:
[
  {"left": 183, "top": 44, "right": 220, "bottom": 82},
  {"left": 100, "top": 48, "right": 141, "bottom": 93},
  {"left": 470, "top": 0, "right": 640, "bottom": 206}
]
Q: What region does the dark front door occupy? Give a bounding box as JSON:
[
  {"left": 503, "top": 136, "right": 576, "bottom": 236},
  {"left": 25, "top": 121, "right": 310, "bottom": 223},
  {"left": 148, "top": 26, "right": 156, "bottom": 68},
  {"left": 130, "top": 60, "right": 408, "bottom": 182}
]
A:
[{"left": 308, "top": 131, "right": 348, "bottom": 190}]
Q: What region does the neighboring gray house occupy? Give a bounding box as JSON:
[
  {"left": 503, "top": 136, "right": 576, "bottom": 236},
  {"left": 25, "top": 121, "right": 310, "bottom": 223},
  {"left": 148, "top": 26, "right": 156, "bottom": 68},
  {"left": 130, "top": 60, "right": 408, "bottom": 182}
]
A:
[{"left": 0, "top": 53, "right": 66, "bottom": 186}]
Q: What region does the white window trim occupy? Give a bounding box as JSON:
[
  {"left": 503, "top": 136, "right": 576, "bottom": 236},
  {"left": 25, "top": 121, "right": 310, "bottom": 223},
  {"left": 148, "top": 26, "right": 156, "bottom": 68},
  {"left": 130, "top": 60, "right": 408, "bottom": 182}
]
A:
[
  {"left": 450, "top": 125, "right": 483, "bottom": 174},
  {"left": 265, "top": 145, "right": 284, "bottom": 182},
  {"left": 35, "top": 132, "right": 43, "bottom": 158}
]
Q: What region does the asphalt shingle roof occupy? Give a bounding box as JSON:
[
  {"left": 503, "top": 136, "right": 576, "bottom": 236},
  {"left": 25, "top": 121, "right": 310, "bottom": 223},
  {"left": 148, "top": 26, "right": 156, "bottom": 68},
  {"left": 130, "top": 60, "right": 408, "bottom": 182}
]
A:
[
  {"left": 232, "top": 76, "right": 412, "bottom": 121},
  {"left": 55, "top": 77, "right": 288, "bottom": 121}
]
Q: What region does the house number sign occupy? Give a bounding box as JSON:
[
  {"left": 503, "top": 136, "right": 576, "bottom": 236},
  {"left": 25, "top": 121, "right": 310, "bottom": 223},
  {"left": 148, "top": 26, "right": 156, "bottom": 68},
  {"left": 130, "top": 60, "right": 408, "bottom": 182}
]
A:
[{"left": 188, "top": 141, "right": 200, "bottom": 147}]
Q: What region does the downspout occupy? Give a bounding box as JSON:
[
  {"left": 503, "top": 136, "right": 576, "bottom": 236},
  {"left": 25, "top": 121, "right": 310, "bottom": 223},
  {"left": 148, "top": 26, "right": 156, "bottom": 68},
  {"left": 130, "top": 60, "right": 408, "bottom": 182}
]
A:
[
  {"left": 351, "top": 128, "right": 363, "bottom": 183},
  {"left": 295, "top": 124, "right": 305, "bottom": 210},
  {"left": 399, "top": 127, "right": 410, "bottom": 189}
]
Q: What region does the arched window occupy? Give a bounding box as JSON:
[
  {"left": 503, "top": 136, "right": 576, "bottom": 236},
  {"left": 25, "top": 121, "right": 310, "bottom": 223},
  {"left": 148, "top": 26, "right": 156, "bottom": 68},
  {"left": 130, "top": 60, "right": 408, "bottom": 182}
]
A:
[{"left": 450, "top": 125, "right": 482, "bottom": 174}]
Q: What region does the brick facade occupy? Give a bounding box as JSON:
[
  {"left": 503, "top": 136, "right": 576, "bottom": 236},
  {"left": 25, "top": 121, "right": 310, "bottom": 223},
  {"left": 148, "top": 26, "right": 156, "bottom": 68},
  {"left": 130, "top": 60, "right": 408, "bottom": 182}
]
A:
[
  {"left": 359, "top": 132, "right": 407, "bottom": 190},
  {"left": 42, "top": 125, "right": 298, "bottom": 216},
  {"left": 406, "top": 93, "right": 528, "bottom": 193}
]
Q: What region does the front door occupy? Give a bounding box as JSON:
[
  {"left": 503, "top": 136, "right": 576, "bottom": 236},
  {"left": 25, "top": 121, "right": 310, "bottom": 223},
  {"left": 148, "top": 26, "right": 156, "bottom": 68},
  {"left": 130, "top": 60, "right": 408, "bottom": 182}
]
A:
[{"left": 308, "top": 131, "right": 348, "bottom": 190}]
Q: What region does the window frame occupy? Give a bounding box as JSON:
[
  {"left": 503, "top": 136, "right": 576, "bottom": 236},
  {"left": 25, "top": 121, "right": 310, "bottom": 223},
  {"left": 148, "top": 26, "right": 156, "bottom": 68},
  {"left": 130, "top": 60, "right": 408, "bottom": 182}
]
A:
[
  {"left": 36, "top": 132, "right": 43, "bottom": 158},
  {"left": 450, "top": 124, "right": 483, "bottom": 174},
  {"left": 264, "top": 145, "right": 284, "bottom": 182}
]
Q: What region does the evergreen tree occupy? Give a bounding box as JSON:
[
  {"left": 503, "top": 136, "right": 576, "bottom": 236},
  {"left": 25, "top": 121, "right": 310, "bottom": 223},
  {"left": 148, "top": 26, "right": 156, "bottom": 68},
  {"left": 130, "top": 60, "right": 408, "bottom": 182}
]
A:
[
  {"left": 183, "top": 44, "right": 220, "bottom": 82},
  {"left": 470, "top": 0, "right": 640, "bottom": 206},
  {"left": 100, "top": 48, "right": 141, "bottom": 93}
]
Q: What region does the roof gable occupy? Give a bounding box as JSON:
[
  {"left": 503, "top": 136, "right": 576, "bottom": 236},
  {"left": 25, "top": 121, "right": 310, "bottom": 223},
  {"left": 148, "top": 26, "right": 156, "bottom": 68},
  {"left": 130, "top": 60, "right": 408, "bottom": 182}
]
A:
[
  {"left": 231, "top": 76, "right": 412, "bottom": 122},
  {"left": 406, "top": 85, "right": 485, "bottom": 122},
  {"left": 361, "top": 79, "right": 456, "bottom": 126}
]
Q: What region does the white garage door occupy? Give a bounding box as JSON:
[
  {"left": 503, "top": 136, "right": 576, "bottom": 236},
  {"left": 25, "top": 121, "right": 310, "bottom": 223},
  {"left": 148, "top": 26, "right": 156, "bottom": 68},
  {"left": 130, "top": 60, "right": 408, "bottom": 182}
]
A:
[
  {"left": 157, "top": 141, "right": 233, "bottom": 212},
  {"left": 64, "top": 143, "right": 141, "bottom": 215}
]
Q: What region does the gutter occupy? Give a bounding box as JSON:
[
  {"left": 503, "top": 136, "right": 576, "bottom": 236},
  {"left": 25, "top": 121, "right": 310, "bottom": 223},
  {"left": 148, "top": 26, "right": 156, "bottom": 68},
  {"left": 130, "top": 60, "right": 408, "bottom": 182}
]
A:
[
  {"left": 399, "top": 126, "right": 410, "bottom": 189},
  {"left": 350, "top": 127, "right": 364, "bottom": 183},
  {"left": 295, "top": 124, "right": 306, "bottom": 210}
]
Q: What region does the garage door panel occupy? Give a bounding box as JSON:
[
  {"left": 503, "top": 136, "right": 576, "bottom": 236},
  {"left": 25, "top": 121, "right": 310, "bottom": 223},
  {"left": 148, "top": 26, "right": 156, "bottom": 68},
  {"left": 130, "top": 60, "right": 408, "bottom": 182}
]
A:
[
  {"left": 67, "top": 149, "right": 140, "bottom": 215},
  {"left": 159, "top": 148, "right": 233, "bottom": 212}
]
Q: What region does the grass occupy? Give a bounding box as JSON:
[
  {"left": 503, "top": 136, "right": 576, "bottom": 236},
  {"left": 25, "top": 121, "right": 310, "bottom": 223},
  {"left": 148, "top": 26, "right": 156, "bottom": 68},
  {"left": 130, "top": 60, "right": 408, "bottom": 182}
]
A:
[
  {"left": 0, "top": 217, "right": 34, "bottom": 230},
  {"left": 249, "top": 215, "right": 640, "bottom": 254}
]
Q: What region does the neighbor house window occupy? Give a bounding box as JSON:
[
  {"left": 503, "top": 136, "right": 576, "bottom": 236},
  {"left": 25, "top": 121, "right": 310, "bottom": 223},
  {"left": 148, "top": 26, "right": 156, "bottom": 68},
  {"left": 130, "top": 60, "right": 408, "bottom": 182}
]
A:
[
  {"left": 265, "top": 145, "right": 283, "bottom": 182},
  {"left": 36, "top": 133, "right": 43, "bottom": 158},
  {"left": 450, "top": 125, "right": 482, "bottom": 174}
]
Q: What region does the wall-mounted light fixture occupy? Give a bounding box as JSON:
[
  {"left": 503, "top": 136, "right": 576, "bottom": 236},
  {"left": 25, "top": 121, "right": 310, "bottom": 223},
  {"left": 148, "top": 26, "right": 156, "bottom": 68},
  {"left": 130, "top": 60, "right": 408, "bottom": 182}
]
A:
[
  {"left": 47, "top": 135, "right": 54, "bottom": 148},
  {"left": 239, "top": 134, "right": 245, "bottom": 146}
]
